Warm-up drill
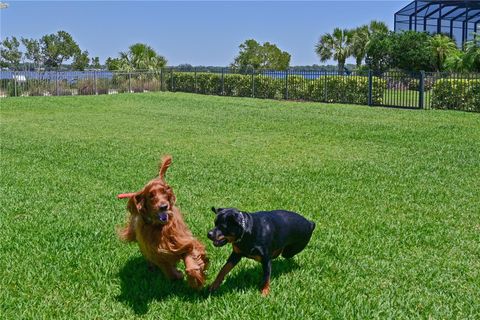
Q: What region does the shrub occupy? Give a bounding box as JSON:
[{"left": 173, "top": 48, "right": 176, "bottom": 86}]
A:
[
  {"left": 77, "top": 79, "right": 96, "bottom": 95},
  {"left": 286, "top": 75, "right": 308, "bottom": 100},
  {"left": 25, "top": 80, "right": 53, "bottom": 96},
  {"left": 431, "top": 78, "right": 480, "bottom": 112},
  {"left": 196, "top": 73, "right": 222, "bottom": 95},
  {"left": 407, "top": 77, "right": 434, "bottom": 91},
  {"left": 161, "top": 71, "right": 386, "bottom": 105},
  {"left": 169, "top": 72, "right": 222, "bottom": 94},
  {"left": 1, "top": 79, "right": 25, "bottom": 97},
  {"left": 224, "top": 73, "right": 253, "bottom": 97},
  {"left": 254, "top": 75, "right": 283, "bottom": 99},
  {"left": 304, "top": 75, "right": 385, "bottom": 105},
  {"left": 96, "top": 79, "right": 110, "bottom": 94},
  {"left": 170, "top": 72, "right": 195, "bottom": 93}
]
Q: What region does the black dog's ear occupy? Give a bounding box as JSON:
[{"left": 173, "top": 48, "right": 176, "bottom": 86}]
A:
[{"left": 212, "top": 207, "right": 225, "bottom": 214}]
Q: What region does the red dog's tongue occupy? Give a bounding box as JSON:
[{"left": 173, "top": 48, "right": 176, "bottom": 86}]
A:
[{"left": 117, "top": 193, "right": 136, "bottom": 199}]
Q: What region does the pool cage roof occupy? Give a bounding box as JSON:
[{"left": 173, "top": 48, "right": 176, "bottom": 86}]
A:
[{"left": 395, "top": 0, "right": 480, "bottom": 46}]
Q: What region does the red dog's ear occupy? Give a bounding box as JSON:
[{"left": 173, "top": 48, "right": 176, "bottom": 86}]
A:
[
  {"left": 126, "top": 194, "right": 144, "bottom": 215},
  {"left": 166, "top": 186, "right": 176, "bottom": 205},
  {"left": 159, "top": 155, "right": 172, "bottom": 183},
  {"left": 117, "top": 192, "right": 136, "bottom": 199}
]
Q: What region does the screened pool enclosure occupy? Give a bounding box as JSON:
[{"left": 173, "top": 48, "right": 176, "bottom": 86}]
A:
[{"left": 394, "top": 0, "right": 480, "bottom": 46}]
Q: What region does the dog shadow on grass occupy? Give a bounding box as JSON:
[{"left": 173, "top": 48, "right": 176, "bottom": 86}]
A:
[
  {"left": 117, "top": 256, "right": 300, "bottom": 314},
  {"left": 212, "top": 258, "right": 301, "bottom": 295},
  {"left": 116, "top": 257, "right": 205, "bottom": 315}
]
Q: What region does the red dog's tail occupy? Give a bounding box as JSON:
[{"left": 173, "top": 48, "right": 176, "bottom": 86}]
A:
[{"left": 159, "top": 155, "right": 172, "bottom": 183}]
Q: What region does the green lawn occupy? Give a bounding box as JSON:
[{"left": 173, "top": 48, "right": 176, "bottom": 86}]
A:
[{"left": 1, "top": 92, "right": 479, "bottom": 319}]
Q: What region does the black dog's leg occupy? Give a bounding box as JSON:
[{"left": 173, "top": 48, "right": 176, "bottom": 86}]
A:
[
  {"left": 282, "top": 222, "right": 315, "bottom": 259},
  {"left": 209, "top": 252, "right": 242, "bottom": 292},
  {"left": 260, "top": 257, "right": 272, "bottom": 296},
  {"left": 282, "top": 239, "right": 311, "bottom": 259}
]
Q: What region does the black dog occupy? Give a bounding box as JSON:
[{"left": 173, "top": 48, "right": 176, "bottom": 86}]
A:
[{"left": 207, "top": 207, "right": 315, "bottom": 296}]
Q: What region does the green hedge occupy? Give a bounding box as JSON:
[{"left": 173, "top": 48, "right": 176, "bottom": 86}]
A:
[
  {"left": 431, "top": 79, "right": 480, "bottom": 112},
  {"left": 167, "top": 72, "right": 386, "bottom": 105}
]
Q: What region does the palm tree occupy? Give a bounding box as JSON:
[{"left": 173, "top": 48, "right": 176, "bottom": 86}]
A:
[
  {"left": 428, "top": 34, "right": 458, "bottom": 71},
  {"left": 462, "top": 33, "right": 480, "bottom": 72},
  {"left": 315, "top": 28, "right": 353, "bottom": 73},
  {"left": 444, "top": 50, "right": 465, "bottom": 72},
  {"left": 369, "top": 20, "right": 389, "bottom": 36},
  {"left": 351, "top": 21, "right": 389, "bottom": 68},
  {"left": 351, "top": 26, "right": 369, "bottom": 68},
  {"left": 118, "top": 43, "right": 167, "bottom": 71}
]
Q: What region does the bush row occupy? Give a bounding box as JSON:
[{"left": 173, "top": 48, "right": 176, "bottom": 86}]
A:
[
  {"left": 0, "top": 75, "right": 166, "bottom": 96},
  {"left": 430, "top": 79, "right": 480, "bottom": 112},
  {"left": 4, "top": 72, "right": 479, "bottom": 112},
  {"left": 166, "top": 72, "right": 386, "bottom": 105}
]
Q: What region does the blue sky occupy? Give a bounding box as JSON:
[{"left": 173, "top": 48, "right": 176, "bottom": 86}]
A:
[{"left": 0, "top": 1, "right": 410, "bottom": 66}]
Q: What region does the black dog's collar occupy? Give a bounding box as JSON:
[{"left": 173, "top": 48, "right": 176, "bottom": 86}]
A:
[{"left": 234, "top": 212, "right": 248, "bottom": 243}]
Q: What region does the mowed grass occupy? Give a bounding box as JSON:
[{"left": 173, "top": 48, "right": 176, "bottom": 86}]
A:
[{"left": 1, "top": 92, "right": 479, "bottom": 319}]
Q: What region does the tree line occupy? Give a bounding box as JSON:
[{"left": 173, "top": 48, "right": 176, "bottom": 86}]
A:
[
  {"left": 1, "top": 25, "right": 479, "bottom": 73},
  {"left": 316, "top": 21, "right": 480, "bottom": 73},
  {"left": 0, "top": 31, "right": 101, "bottom": 71}
]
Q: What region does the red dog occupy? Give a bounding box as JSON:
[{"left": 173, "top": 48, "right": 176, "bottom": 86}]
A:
[{"left": 117, "top": 155, "right": 208, "bottom": 288}]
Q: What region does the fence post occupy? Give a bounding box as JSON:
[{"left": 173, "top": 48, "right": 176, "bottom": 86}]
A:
[
  {"left": 55, "top": 71, "right": 59, "bottom": 96},
  {"left": 419, "top": 71, "right": 425, "bottom": 109},
  {"left": 368, "top": 70, "right": 373, "bottom": 106},
  {"left": 221, "top": 68, "right": 225, "bottom": 95},
  {"left": 128, "top": 72, "right": 132, "bottom": 93},
  {"left": 14, "top": 71, "right": 18, "bottom": 97},
  {"left": 324, "top": 72, "right": 327, "bottom": 102},
  {"left": 170, "top": 69, "right": 174, "bottom": 92},
  {"left": 194, "top": 68, "right": 197, "bottom": 93},
  {"left": 94, "top": 70, "right": 98, "bottom": 95},
  {"left": 251, "top": 69, "right": 255, "bottom": 98},
  {"left": 160, "top": 69, "right": 163, "bottom": 91},
  {"left": 285, "top": 69, "right": 289, "bottom": 100}
]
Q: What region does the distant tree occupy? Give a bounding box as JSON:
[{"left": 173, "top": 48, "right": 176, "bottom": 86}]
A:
[
  {"left": 231, "top": 39, "right": 291, "bottom": 72},
  {"left": 365, "top": 32, "right": 394, "bottom": 72},
  {"left": 443, "top": 33, "right": 479, "bottom": 72},
  {"left": 0, "top": 36, "right": 22, "bottom": 69},
  {"left": 428, "top": 34, "right": 458, "bottom": 71},
  {"left": 262, "top": 42, "right": 291, "bottom": 70},
  {"left": 105, "top": 57, "right": 122, "bottom": 71},
  {"left": 176, "top": 63, "right": 194, "bottom": 71},
  {"left": 115, "top": 43, "right": 167, "bottom": 71},
  {"left": 72, "top": 50, "right": 90, "bottom": 71},
  {"left": 462, "top": 33, "right": 480, "bottom": 72},
  {"left": 21, "top": 38, "right": 43, "bottom": 70},
  {"left": 315, "top": 28, "right": 353, "bottom": 73},
  {"left": 444, "top": 50, "right": 465, "bottom": 72},
  {"left": 368, "top": 20, "right": 389, "bottom": 36},
  {"left": 390, "top": 31, "right": 435, "bottom": 72},
  {"left": 91, "top": 56, "right": 101, "bottom": 69},
  {"left": 351, "top": 21, "right": 389, "bottom": 68},
  {"left": 366, "top": 31, "right": 437, "bottom": 72},
  {"left": 350, "top": 26, "right": 369, "bottom": 68},
  {"left": 41, "top": 30, "right": 81, "bottom": 69}
]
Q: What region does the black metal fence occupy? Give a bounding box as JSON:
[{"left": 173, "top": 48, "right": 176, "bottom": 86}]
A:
[{"left": 1, "top": 69, "right": 479, "bottom": 112}]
